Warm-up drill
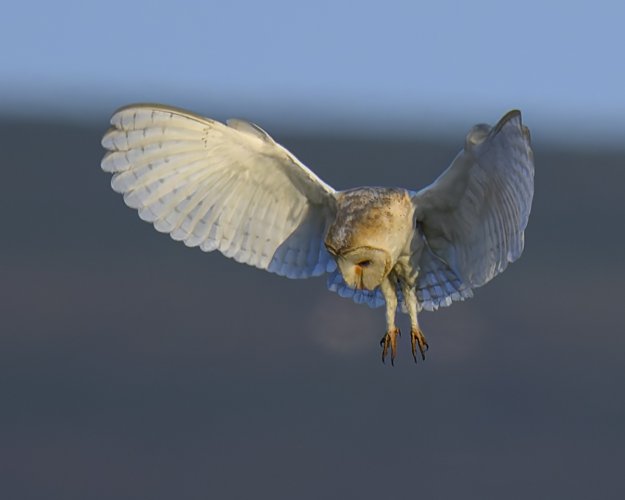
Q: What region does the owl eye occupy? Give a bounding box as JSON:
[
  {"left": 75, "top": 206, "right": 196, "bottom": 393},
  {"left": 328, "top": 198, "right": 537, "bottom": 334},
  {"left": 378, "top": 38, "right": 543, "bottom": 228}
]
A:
[{"left": 357, "top": 260, "right": 372, "bottom": 267}]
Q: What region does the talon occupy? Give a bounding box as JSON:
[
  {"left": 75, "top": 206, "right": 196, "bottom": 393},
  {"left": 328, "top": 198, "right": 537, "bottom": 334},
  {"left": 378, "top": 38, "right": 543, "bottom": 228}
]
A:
[
  {"left": 410, "top": 328, "right": 429, "bottom": 362},
  {"left": 380, "top": 328, "right": 400, "bottom": 365}
]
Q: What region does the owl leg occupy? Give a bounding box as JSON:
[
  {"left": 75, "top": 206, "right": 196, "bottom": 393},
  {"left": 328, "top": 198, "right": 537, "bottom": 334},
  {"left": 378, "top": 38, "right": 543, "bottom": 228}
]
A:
[
  {"left": 379, "top": 277, "right": 400, "bottom": 365},
  {"left": 402, "top": 284, "right": 428, "bottom": 362}
]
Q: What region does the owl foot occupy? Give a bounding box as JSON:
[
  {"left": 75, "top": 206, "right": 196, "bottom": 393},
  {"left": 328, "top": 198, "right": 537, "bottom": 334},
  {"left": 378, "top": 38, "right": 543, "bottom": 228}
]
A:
[
  {"left": 411, "top": 328, "right": 429, "bottom": 362},
  {"left": 380, "top": 328, "right": 400, "bottom": 365}
]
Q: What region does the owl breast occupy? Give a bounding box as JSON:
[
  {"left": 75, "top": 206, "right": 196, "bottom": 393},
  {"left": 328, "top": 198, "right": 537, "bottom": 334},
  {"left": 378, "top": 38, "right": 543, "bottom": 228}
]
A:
[{"left": 325, "top": 187, "right": 415, "bottom": 262}]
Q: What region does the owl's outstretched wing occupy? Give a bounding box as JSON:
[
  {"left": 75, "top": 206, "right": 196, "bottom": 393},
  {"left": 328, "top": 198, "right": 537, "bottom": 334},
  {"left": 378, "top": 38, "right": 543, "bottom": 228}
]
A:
[
  {"left": 102, "top": 104, "right": 337, "bottom": 278},
  {"left": 412, "top": 110, "right": 534, "bottom": 310}
]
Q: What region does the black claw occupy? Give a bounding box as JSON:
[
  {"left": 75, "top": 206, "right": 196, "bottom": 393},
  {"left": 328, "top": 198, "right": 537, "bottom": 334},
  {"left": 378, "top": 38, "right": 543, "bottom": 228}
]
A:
[
  {"left": 410, "top": 329, "right": 429, "bottom": 363},
  {"left": 380, "top": 331, "right": 398, "bottom": 366},
  {"left": 380, "top": 337, "right": 387, "bottom": 364}
]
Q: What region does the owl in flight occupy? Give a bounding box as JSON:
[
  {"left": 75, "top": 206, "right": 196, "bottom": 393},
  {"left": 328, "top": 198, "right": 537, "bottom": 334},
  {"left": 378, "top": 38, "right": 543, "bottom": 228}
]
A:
[{"left": 101, "top": 105, "right": 534, "bottom": 364}]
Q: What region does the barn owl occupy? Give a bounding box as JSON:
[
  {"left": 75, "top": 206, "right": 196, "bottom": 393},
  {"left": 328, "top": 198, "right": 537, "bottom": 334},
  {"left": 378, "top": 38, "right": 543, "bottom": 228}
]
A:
[{"left": 101, "top": 105, "right": 534, "bottom": 364}]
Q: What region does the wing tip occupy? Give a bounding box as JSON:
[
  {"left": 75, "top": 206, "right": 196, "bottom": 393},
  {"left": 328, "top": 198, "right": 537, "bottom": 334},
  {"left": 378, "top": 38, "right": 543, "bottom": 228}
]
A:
[
  {"left": 493, "top": 109, "right": 523, "bottom": 133},
  {"left": 491, "top": 109, "right": 532, "bottom": 146}
]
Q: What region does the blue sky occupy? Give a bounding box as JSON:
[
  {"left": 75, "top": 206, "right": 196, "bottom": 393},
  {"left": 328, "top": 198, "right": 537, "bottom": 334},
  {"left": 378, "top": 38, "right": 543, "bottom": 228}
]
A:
[{"left": 2, "top": 0, "right": 624, "bottom": 143}]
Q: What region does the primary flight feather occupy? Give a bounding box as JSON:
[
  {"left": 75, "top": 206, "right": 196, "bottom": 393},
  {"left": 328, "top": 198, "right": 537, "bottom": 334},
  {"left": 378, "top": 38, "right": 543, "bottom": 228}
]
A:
[{"left": 101, "top": 105, "right": 534, "bottom": 364}]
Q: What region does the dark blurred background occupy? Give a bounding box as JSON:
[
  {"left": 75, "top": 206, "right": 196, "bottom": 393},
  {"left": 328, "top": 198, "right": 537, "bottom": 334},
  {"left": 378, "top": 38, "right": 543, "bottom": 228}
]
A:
[
  {"left": 2, "top": 115, "right": 624, "bottom": 500},
  {"left": 3, "top": 1, "right": 625, "bottom": 498}
]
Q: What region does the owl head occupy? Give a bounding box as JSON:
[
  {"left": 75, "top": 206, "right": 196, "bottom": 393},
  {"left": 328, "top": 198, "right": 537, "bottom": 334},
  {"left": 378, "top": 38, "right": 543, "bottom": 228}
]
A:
[{"left": 327, "top": 245, "right": 391, "bottom": 291}]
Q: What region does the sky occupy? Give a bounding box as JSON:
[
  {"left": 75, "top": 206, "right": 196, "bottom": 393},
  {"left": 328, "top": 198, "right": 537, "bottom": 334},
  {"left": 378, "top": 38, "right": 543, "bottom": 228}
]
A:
[{"left": 2, "top": 0, "right": 625, "bottom": 143}]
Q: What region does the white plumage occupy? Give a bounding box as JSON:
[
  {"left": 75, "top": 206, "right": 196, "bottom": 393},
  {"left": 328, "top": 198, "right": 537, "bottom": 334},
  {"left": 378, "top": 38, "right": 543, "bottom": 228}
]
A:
[
  {"left": 102, "top": 104, "right": 534, "bottom": 364},
  {"left": 102, "top": 105, "right": 336, "bottom": 277}
]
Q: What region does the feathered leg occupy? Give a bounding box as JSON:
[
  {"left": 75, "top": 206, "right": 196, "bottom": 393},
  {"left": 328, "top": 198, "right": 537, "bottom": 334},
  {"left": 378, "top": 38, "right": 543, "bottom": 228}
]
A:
[
  {"left": 402, "top": 284, "right": 428, "bottom": 362},
  {"left": 379, "top": 277, "right": 400, "bottom": 365}
]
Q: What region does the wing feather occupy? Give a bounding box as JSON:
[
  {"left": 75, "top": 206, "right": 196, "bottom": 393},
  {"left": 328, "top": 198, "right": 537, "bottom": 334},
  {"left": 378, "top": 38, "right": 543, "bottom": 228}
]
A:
[
  {"left": 412, "top": 110, "right": 534, "bottom": 308},
  {"left": 102, "top": 104, "right": 337, "bottom": 278}
]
